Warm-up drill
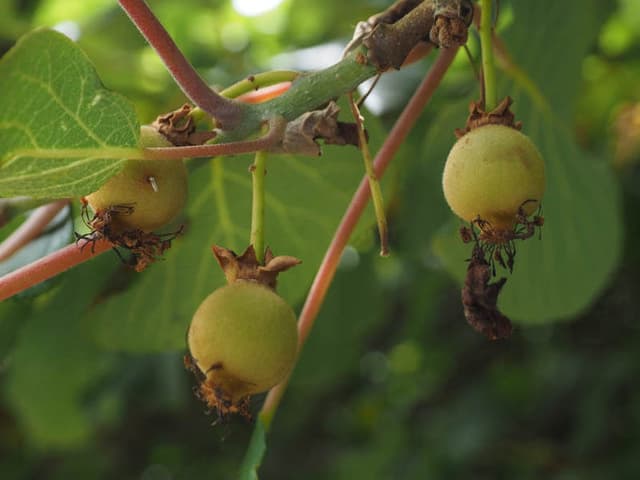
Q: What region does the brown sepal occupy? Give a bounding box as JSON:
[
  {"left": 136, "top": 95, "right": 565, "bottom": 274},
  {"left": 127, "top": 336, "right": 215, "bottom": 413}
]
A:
[
  {"left": 455, "top": 96, "right": 523, "bottom": 138},
  {"left": 76, "top": 200, "right": 183, "bottom": 272},
  {"left": 212, "top": 244, "right": 301, "bottom": 289}
]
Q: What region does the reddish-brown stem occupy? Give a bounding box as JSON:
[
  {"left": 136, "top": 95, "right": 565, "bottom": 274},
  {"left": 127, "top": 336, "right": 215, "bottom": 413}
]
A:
[
  {"left": 260, "top": 46, "right": 460, "bottom": 421},
  {"left": 142, "top": 117, "right": 286, "bottom": 160},
  {"left": 0, "top": 200, "right": 69, "bottom": 262},
  {"left": 118, "top": 0, "right": 244, "bottom": 129},
  {"left": 0, "top": 238, "right": 112, "bottom": 302}
]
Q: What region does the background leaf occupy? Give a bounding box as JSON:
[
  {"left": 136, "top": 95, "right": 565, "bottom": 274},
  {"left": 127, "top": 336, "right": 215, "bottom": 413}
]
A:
[
  {"left": 0, "top": 28, "right": 139, "bottom": 198},
  {"left": 5, "top": 255, "right": 115, "bottom": 448}
]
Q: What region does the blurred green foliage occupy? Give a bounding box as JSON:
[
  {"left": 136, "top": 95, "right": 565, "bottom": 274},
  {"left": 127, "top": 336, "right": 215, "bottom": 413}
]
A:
[{"left": 1, "top": 0, "right": 639, "bottom": 479}]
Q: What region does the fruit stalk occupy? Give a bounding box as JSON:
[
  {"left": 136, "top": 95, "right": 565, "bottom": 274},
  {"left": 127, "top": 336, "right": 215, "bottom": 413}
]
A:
[
  {"left": 480, "top": 0, "right": 497, "bottom": 110},
  {"left": 0, "top": 238, "right": 112, "bottom": 302},
  {"left": 348, "top": 93, "right": 389, "bottom": 257},
  {"left": 250, "top": 151, "right": 268, "bottom": 263}
]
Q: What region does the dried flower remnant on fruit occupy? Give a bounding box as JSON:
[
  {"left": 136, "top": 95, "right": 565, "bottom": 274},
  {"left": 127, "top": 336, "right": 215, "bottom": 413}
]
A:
[
  {"left": 462, "top": 244, "right": 512, "bottom": 340},
  {"left": 196, "top": 375, "right": 252, "bottom": 421},
  {"left": 461, "top": 200, "right": 544, "bottom": 274},
  {"left": 184, "top": 354, "right": 252, "bottom": 420},
  {"left": 76, "top": 199, "right": 183, "bottom": 272}
]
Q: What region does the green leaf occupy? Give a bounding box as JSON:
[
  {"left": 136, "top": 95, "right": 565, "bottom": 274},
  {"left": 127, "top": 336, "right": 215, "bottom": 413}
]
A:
[
  {"left": 0, "top": 298, "right": 30, "bottom": 361},
  {"left": 431, "top": 0, "right": 622, "bottom": 323},
  {"left": 90, "top": 112, "right": 388, "bottom": 352},
  {"left": 290, "top": 253, "right": 387, "bottom": 397},
  {"left": 0, "top": 28, "right": 139, "bottom": 199},
  {"left": 5, "top": 255, "right": 115, "bottom": 448},
  {"left": 238, "top": 417, "right": 268, "bottom": 480}
]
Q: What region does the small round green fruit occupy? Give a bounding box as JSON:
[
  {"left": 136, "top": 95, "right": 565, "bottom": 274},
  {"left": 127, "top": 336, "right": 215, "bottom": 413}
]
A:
[
  {"left": 188, "top": 281, "right": 298, "bottom": 402},
  {"left": 442, "top": 124, "right": 545, "bottom": 229},
  {"left": 85, "top": 126, "right": 188, "bottom": 232}
]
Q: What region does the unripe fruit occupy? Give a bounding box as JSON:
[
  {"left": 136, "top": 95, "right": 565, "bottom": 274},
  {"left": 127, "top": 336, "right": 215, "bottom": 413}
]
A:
[
  {"left": 188, "top": 281, "right": 298, "bottom": 402},
  {"left": 442, "top": 125, "right": 545, "bottom": 229},
  {"left": 85, "top": 126, "right": 188, "bottom": 232}
]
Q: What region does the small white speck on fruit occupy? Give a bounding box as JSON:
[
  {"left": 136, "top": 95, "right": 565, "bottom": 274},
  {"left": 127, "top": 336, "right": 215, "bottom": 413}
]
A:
[{"left": 148, "top": 176, "right": 159, "bottom": 192}]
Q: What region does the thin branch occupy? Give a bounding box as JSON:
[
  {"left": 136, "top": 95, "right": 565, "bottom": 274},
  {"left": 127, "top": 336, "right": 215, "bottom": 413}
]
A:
[
  {"left": 480, "top": 0, "right": 497, "bottom": 109},
  {"left": 0, "top": 200, "right": 69, "bottom": 262},
  {"left": 142, "top": 117, "right": 287, "bottom": 160},
  {"left": 348, "top": 93, "right": 389, "bottom": 257},
  {"left": 250, "top": 151, "right": 268, "bottom": 263},
  {"left": 0, "top": 238, "right": 113, "bottom": 302},
  {"left": 259, "top": 46, "right": 460, "bottom": 425},
  {"left": 118, "top": 0, "right": 244, "bottom": 129}
]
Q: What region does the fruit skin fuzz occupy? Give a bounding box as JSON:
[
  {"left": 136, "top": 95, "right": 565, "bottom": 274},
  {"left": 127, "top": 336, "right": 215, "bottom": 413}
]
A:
[{"left": 442, "top": 123, "right": 545, "bottom": 230}]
